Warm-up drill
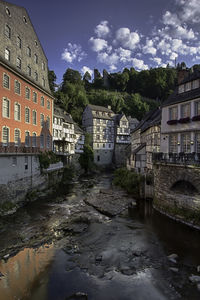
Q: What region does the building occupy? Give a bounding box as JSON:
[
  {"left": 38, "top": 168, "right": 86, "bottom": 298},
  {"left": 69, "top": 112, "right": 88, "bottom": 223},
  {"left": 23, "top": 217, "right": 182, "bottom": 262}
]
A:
[
  {"left": 127, "top": 108, "right": 161, "bottom": 173},
  {"left": 0, "top": 1, "right": 54, "bottom": 203},
  {"left": 160, "top": 69, "right": 200, "bottom": 157},
  {"left": 53, "top": 106, "right": 75, "bottom": 162},
  {"left": 153, "top": 69, "right": 200, "bottom": 225},
  {"left": 82, "top": 104, "right": 115, "bottom": 165},
  {"left": 74, "top": 123, "right": 85, "bottom": 154},
  {"left": 114, "top": 113, "right": 130, "bottom": 166}
]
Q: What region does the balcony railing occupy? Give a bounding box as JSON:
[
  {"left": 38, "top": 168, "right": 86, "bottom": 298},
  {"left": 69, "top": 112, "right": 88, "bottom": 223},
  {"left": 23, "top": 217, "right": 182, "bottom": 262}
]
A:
[{"left": 153, "top": 152, "right": 200, "bottom": 166}]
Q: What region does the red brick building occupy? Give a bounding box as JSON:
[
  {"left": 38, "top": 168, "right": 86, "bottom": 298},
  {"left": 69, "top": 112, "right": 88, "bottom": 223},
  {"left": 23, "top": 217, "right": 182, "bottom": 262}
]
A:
[{"left": 0, "top": 0, "right": 54, "bottom": 154}]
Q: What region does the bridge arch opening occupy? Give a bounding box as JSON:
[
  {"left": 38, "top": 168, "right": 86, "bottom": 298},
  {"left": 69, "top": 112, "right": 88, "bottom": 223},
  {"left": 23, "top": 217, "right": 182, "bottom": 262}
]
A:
[{"left": 171, "top": 180, "right": 198, "bottom": 195}]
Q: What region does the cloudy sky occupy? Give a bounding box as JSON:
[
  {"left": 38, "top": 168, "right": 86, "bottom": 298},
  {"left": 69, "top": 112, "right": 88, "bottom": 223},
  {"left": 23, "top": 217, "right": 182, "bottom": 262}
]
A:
[{"left": 9, "top": 0, "right": 200, "bottom": 83}]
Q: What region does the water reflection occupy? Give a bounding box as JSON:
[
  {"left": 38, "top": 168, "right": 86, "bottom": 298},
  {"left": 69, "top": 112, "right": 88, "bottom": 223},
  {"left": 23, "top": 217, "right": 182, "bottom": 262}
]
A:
[{"left": 0, "top": 244, "right": 54, "bottom": 300}]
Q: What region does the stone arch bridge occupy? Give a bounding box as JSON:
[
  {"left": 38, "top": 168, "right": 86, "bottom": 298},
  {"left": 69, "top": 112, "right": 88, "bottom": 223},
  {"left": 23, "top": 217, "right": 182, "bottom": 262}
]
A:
[{"left": 153, "top": 163, "right": 200, "bottom": 218}]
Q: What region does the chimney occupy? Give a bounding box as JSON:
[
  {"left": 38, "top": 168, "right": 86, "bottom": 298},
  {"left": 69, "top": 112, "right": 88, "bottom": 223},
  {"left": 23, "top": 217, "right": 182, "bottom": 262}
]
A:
[{"left": 177, "top": 69, "right": 189, "bottom": 85}]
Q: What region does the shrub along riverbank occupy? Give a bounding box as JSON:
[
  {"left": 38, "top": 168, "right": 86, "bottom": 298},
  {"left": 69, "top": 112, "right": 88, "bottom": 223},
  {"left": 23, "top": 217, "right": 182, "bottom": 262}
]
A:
[{"left": 113, "top": 168, "right": 144, "bottom": 199}]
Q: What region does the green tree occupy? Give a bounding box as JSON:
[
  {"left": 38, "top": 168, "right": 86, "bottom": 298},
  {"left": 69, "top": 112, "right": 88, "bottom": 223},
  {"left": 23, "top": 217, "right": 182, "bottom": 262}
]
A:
[
  {"left": 48, "top": 70, "right": 57, "bottom": 93},
  {"left": 79, "top": 133, "right": 94, "bottom": 173}
]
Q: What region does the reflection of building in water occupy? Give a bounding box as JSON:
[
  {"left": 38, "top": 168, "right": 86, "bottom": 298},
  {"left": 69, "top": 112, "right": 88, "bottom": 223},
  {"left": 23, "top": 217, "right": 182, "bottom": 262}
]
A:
[{"left": 0, "top": 245, "right": 54, "bottom": 300}]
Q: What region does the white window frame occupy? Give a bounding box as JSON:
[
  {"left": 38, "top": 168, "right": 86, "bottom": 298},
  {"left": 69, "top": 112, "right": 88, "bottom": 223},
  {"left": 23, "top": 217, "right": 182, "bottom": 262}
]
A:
[
  {"left": 40, "top": 113, "right": 44, "bottom": 127},
  {"left": 14, "top": 128, "right": 21, "bottom": 146},
  {"left": 14, "top": 102, "right": 21, "bottom": 121},
  {"left": 25, "top": 107, "right": 30, "bottom": 123},
  {"left": 33, "top": 91, "right": 37, "bottom": 103},
  {"left": 47, "top": 99, "right": 50, "bottom": 110},
  {"left": 5, "top": 24, "right": 11, "bottom": 38},
  {"left": 3, "top": 73, "right": 10, "bottom": 89},
  {"left": 32, "top": 110, "right": 37, "bottom": 125},
  {"left": 2, "top": 97, "right": 10, "bottom": 118},
  {"left": 16, "top": 57, "right": 21, "bottom": 69},
  {"left": 2, "top": 126, "right": 9, "bottom": 145},
  {"left": 32, "top": 132, "right": 37, "bottom": 147},
  {"left": 25, "top": 131, "right": 30, "bottom": 147},
  {"left": 25, "top": 86, "right": 30, "bottom": 100},
  {"left": 41, "top": 96, "right": 44, "bottom": 106},
  {"left": 5, "top": 48, "right": 10, "bottom": 61},
  {"left": 15, "top": 80, "right": 21, "bottom": 95},
  {"left": 169, "top": 106, "right": 178, "bottom": 120}
]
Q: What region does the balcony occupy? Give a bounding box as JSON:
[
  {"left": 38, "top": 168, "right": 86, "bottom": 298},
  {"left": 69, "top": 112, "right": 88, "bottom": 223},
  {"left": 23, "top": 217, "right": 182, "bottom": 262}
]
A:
[{"left": 153, "top": 152, "right": 200, "bottom": 166}]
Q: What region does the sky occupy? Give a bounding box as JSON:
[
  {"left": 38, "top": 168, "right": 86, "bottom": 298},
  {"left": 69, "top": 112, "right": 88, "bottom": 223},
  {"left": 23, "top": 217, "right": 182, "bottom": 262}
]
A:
[{"left": 7, "top": 0, "right": 200, "bottom": 83}]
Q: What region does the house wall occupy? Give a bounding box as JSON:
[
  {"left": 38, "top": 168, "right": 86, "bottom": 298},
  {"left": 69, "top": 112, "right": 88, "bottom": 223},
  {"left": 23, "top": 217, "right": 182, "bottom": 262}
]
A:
[{"left": 94, "top": 149, "right": 113, "bottom": 165}]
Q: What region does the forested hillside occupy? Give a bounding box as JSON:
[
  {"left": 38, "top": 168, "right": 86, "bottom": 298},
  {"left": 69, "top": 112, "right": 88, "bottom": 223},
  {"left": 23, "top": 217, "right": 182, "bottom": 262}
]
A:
[{"left": 48, "top": 64, "right": 191, "bottom": 125}]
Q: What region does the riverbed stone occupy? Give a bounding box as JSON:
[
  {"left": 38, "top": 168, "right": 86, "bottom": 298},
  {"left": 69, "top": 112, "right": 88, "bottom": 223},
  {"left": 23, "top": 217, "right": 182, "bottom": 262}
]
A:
[
  {"left": 169, "top": 267, "right": 179, "bottom": 273},
  {"left": 189, "top": 275, "right": 200, "bottom": 283}
]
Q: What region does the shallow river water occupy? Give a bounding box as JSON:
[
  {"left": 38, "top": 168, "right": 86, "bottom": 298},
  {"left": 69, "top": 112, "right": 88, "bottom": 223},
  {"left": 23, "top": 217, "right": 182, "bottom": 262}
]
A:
[{"left": 0, "top": 174, "right": 200, "bottom": 300}]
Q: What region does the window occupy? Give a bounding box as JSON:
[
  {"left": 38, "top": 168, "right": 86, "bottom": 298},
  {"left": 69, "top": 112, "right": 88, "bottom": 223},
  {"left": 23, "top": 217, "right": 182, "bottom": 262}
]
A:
[
  {"left": 25, "top": 131, "right": 30, "bottom": 147},
  {"left": 40, "top": 114, "right": 44, "bottom": 127},
  {"left": 181, "top": 133, "right": 191, "bottom": 153},
  {"left": 5, "top": 7, "right": 11, "bottom": 16},
  {"left": 15, "top": 80, "right": 21, "bottom": 94},
  {"left": 23, "top": 16, "right": 27, "bottom": 24},
  {"left": 185, "top": 82, "right": 191, "bottom": 92},
  {"left": 47, "top": 116, "right": 50, "bottom": 129},
  {"left": 2, "top": 98, "right": 10, "bottom": 118},
  {"left": 34, "top": 54, "right": 38, "bottom": 64},
  {"left": 33, "top": 91, "right": 37, "bottom": 103},
  {"left": 25, "top": 156, "right": 28, "bottom": 170},
  {"left": 47, "top": 100, "right": 50, "bottom": 109},
  {"left": 193, "top": 80, "right": 199, "bottom": 89},
  {"left": 181, "top": 103, "right": 190, "bottom": 118},
  {"left": 14, "top": 103, "right": 20, "bottom": 121},
  {"left": 2, "top": 127, "right": 9, "bottom": 144},
  {"left": 3, "top": 73, "right": 10, "bottom": 89},
  {"left": 42, "top": 77, "right": 45, "bottom": 87},
  {"left": 27, "top": 65, "right": 31, "bottom": 76},
  {"left": 41, "top": 96, "right": 44, "bottom": 106},
  {"left": 16, "top": 57, "right": 21, "bottom": 69},
  {"left": 96, "top": 119, "right": 100, "bottom": 124},
  {"left": 196, "top": 133, "right": 200, "bottom": 153},
  {"left": 122, "top": 121, "right": 127, "bottom": 126},
  {"left": 35, "top": 40, "right": 38, "bottom": 46},
  {"left": 97, "top": 126, "right": 100, "bottom": 132},
  {"left": 32, "top": 132, "right": 37, "bottom": 147},
  {"left": 5, "top": 24, "right": 11, "bottom": 38},
  {"left": 96, "top": 135, "right": 100, "bottom": 140},
  {"left": 169, "top": 106, "right": 178, "bottom": 120},
  {"left": 25, "top": 87, "right": 30, "bottom": 99},
  {"left": 27, "top": 46, "right": 31, "bottom": 57},
  {"left": 32, "top": 110, "right": 37, "bottom": 125},
  {"left": 25, "top": 107, "right": 30, "bottom": 123},
  {"left": 34, "top": 72, "right": 38, "bottom": 81},
  {"left": 178, "top": 84, "right": 184, "bottom": 94},
  {"left": 17, "top": 36, "right": 21, "bottom": 48},
  {"left": 47, "top": 135, "right": 50, "bottom": 148},
  {"left": 103, "top": 143, "right": 105, "bottom": 148},
  {"left": 42, "top": 62, "right": 45, "bottom": 70},
  {"left": 169, "top": 134, "right": 178, "bottom": 153},
  {"left": 14, "top": 129, "right": 20, "bottom": 145},
  {"left": 195, "top": 101, "right": 200, "bottom": 116},
  {"left": 40, "top": 134, "right": 44, "bottom": 148},
  {"left": 5, "top": 48, "right": 10, "bottom": 61}
]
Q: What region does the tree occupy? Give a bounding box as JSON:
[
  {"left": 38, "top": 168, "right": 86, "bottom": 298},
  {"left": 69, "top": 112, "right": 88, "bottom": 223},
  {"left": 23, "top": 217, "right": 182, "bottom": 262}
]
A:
[
  {"left": 78, "top": 133, "right": 94, "bottom": 173},
  {"left": 62, "top": 68, "right": 82, "bottom": 86},
  {"left": 48, "top": 70, "right": 57, "bottom": 93}
]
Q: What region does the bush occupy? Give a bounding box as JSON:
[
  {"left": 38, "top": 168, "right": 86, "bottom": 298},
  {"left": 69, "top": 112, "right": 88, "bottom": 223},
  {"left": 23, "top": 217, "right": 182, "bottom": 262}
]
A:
[
  {"left": 113, "top": 168, "right": 144, "bottom": 198},
  {"left": 39, "top": 151, "right": 60, "bottom": 170}
]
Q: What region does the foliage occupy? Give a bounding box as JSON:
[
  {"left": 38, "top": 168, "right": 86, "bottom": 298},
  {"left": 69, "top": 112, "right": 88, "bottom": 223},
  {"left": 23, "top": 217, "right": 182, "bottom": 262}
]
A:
[
  {"left": 78, "top": 133, "right": 94, "bottom": 173},
  {"left": 39, "top": 151, "right": 60, "bottom": 170},
  {"left": 48, "top": 70, "right": 57, "bottom": 93},
  {"left": 113, "top": 168, "right": 144, "bottom": 198}
]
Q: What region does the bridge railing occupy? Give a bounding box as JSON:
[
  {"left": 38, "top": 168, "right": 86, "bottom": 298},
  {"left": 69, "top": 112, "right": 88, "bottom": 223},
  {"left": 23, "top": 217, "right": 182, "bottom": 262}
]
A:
[{"left": 152, "top": 152, "right": 200, "bottom": 166}]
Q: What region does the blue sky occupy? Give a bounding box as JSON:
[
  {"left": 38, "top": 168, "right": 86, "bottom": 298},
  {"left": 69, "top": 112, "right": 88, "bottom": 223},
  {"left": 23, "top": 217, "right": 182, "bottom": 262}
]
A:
[{"left": 8, "top": 0, "right": 200, "bottom": 83}]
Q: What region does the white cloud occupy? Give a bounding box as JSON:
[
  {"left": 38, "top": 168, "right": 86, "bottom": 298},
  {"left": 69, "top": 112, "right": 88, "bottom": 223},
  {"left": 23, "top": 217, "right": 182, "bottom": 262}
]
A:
[
  {"left": 61, "top": 43, "right": 86, "bottom": 63},
  {"left": 115, "top": 27, "right": 140, "bottom": 50},
  {"left": 132, "top": 58, "right": 148, "bottom": 70},
  {"left": 81, "top": 66, "right": 93, "bottom": 77},
  {"left": 116, "top": 47, "right": 132, "bottom": 62},
  {"left": 176, "top": 0, "right": 200, "bottom": 24},
  {"left": 89, "top": 37, "right": 108, "bottom": 52},
  {"left": 163, "top": 11, "right": 180, "bottom": 26},
  {"left": 143, "top": 39, "right": 157, "bottom": 56},
  {"left": 170, "top": 52, "right": 178, "bottom": 60},
  {"left": 109, "top": 64, "right": 117, "bottom": 71},
  {"left": 150, "top": 57, "right": 162, "bottom": 65},
  {"left": 97, "top": 51, "right": 119, "bottom": 66},
  {"left": 95, "top": 20, "right": 110, "bottom": 38}
]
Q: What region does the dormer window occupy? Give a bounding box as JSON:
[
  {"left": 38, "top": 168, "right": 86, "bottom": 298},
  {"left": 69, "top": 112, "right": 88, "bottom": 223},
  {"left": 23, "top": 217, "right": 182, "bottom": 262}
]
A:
[
  {"left": 178, "top": 84, "right": 184, "bottom": 94},
  {"left": 27, "top": 46, "right": 31, "bottom": 57},
  {"left": 185, "top": 82, "right": 191, "bottom": 92},
  {"left": 23, "top": 16, "right": 27, "bottom": 24},
  {"left": 34, "top": 54, "right": 38, "bottom": 64},
  {"left": 5, "top": 24, "right": 11, "bottom": 38},
  {"left": 5, "top": 7, "right": 11, "bottom": 17},
  {"left": 17, "top": 36, "right": 21, "bottom": 48},
  {"left": 192, "top": 79, "right": 199, "bottom": 89}
]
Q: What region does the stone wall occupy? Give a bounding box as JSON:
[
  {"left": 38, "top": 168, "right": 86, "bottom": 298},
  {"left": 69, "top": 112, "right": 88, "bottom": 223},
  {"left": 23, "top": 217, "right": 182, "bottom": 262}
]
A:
[
  {"left": 114, "top": 144, "right": 128, "bottom": 167},
  {"left": 154, "top": 163, "right": 200, "bottom": 221}
]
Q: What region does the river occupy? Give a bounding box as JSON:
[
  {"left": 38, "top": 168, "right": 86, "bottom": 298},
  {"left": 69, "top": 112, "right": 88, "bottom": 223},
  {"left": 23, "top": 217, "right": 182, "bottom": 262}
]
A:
[{"left": 0, "top": 173, "right": 200, "bottom": 300}]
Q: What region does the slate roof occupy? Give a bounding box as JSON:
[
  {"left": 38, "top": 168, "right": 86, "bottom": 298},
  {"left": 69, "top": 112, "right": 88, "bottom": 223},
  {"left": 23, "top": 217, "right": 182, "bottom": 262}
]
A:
[
  {"left": 163, "top": 70, "right": 200, "bottom": 107},
  {"left": 88, "top": 104, "right": 114, "bottom": 113},
  {"left": 74, "top": 124, "right": 84, "bottom": 134},
  {"left": 131, "top": 108, "right": 161, "bottom": 134},
  {"left": 132, "top": 143, "right": 146, "bottom": 154},
  {"left": 54, "top": 106, "right": 74, "bottom": 124}
]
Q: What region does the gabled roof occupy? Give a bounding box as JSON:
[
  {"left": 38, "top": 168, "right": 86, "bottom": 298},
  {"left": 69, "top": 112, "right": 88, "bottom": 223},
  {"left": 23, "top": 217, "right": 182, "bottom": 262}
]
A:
[
  {"left": 54, "top": 105, "right": 74, "bottom": 124},
  {"left": 115, "top": 113, "right": 127, "bottom": 125},
  {"left": 132, "top": 143, "right": 146, "bottom": 154},
  {"left": 163, "top": 70, "right": 200, "bottom": 107},
  {"left": 131, "top": 108, "right": 161, "bottom": 134},
  {"left": 74, "top": 123, "right": 84, "bottom": 134},
  {"left": 87, "top": 104, "right": 114, "bottom": 113}
]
